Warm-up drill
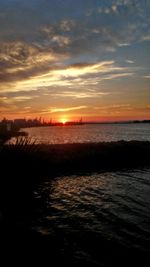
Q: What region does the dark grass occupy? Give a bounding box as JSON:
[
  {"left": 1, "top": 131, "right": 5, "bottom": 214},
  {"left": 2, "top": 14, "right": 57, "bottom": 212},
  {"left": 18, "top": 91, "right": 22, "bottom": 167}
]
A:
[
  {"left": 0, "top": 140, "right": 150, "bottom": 266},
  {"left": 2, "top": 140, "right": 150, "bottom": 175},
  {"left": 0, "top": 130, "right": 27, "bottom": 144}
]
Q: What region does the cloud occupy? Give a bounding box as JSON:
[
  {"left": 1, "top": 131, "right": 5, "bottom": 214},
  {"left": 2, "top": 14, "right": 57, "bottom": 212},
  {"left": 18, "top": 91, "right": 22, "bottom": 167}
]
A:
[
  {"left": 0, "top": 57, "right": 134, "bottom": 94},
  {"left": 0, "top": 1, "right": 149, "bottom": 54},
  {"left": 98, "top": 5, "right": 118, "bottom": 15},
  {"left": 0, "top": 95, "right": 35, "bottom": 106},
  {"left": 60, "top": 19, "right": 76, "bottom": 32},
  {"left": 101, "top": 72, "right": 134, "bottom": 81},
  {"left": 39, "top": 15, "right": 138, "bottom": 58},
  {"left": 24, "top": 106, "right": 31, "bottom": 109},
  {"left": 11, "top": 96, "right": 34, "bottom": 102},
  {"left": 126, "top": 60, "right": 134, "bottom": 64},
  {"left": 93, "top": 104, "right": 134, "bottom": 116},
  {"left": 0, "top": 41, "right": 60, "bottom": 68},
  {"left": 52, "top": 61, "right": 115, "bottom": 77},
  {"left": 40, "top": 22, "right": 73, "bottom": 50},
  {"left": 94, "top": 104, "right": 150, "bottom": 117},
  {"left": 42, "top": 105, "right": 88, "bottom": 114},
  {"left": 94, "top": 104, "right": 131, "bottom": 110},
  {"left": 16, "top": 96, "right": 32, "bottom": 101},
  {"left": 118, "top": 43, "right": 130, "bottom": 47},
  {"left": 50, "top": 90, "right": 109, "bottom": 99},
  {"left": 26, "top": 62, "right": 132, "bottom": 89},
  {"left": 41, "top": 19, "right": 76, "bottom": 35},
  {"left": 143, "top": 76, "right": 150, "bottom": 79},
  {"left": 141, "top": 34, "right": 150, "bottom": 42},
  {"left": 51, "top": 35, "right": 71, "bottom": 47},
  {"left": 0, "top": 40, "right": 68, "bottom": 91}
]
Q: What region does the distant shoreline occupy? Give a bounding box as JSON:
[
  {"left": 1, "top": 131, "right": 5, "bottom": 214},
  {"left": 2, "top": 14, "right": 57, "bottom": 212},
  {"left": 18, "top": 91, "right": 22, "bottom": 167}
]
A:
[{"left": 83, "top": 120, "right": 150, "bottom": 124}]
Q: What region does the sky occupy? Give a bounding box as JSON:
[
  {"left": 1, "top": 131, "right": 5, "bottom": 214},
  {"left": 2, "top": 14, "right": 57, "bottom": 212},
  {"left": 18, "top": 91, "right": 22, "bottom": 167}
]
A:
[{"left": 0, "top": 0, "right": 150, "bottom": 122}]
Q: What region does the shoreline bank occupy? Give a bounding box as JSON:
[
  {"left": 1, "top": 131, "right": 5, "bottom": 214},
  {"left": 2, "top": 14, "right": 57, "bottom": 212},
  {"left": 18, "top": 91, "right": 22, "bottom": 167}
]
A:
[{"left": 1, "top": 140, "right": 150, "bottom": 176}]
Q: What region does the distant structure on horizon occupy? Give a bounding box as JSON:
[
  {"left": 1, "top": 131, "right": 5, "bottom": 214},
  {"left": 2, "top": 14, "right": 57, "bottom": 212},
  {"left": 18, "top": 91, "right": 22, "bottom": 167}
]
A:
[
  {"left": 0, "top": 116, "right": 85, "bottom": 132},
  {"left": 0, "top": 117, "right": 150, "bottom": 133}
]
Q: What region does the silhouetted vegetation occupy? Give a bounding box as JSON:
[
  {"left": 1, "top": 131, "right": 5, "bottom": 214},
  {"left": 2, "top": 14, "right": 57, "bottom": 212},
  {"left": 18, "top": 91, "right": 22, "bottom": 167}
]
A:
[
  {"left": 1, "top": 140, "right": 150, "bottom": 177},
  {"left": 0, "top": 118, "right": 28, "bottom": 144},
  {"left": 0, "top": 130, "right": 27, "bottom": 144}
]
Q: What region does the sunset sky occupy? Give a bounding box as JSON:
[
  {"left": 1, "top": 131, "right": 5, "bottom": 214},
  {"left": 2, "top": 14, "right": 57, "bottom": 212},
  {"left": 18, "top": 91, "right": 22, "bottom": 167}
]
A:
[{"left": 0, "top": 0, "right": 150, "bottom": 122}]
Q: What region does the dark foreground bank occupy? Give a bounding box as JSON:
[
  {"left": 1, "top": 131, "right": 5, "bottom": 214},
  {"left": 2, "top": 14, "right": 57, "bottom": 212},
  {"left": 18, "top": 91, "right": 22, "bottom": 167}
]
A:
[
  {"left": 0, "top": 141, "right": 150, "bottom": 266},
  {"left": 0, "top": 129, "right": 27, "bottom": 144},
  {"left": 1, "top": 140, "right": 150, "bottom": 176}
]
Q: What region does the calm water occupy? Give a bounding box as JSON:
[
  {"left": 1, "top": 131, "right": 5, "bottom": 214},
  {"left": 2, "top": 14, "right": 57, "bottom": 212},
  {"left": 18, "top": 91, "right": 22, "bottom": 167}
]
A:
[
  {"left": 20, "top": 123, "right": 150, "bottom": 144},
  {"left": 31, "top": 169, "right": 150, "bottom": 265}
]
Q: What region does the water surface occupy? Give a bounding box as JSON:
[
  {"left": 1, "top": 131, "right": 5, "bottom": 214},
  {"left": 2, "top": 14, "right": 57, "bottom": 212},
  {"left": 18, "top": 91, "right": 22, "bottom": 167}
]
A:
[
  {"left": 31, "top": 169, "right": 150, "bottom": 265},
  {"left": 20, "top": 123, "right": 150, "bottom": 144}
]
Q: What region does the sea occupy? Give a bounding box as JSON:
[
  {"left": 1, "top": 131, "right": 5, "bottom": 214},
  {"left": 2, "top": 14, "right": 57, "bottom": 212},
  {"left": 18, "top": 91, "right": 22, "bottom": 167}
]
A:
[
  {"left": 14, "top": 123, "right": 150, "bottom": 264},
  {"left": 32, "top": 169, "right": 150, "bottom": 265},
  {"left": 20, "top": 123, "right": 150, "bottom": 144}
]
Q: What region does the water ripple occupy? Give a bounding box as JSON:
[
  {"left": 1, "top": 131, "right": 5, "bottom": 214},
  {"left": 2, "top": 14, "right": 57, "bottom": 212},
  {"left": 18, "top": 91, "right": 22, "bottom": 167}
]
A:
[{"left": 32, "top": 169, "right": 150, "bottom": 259}]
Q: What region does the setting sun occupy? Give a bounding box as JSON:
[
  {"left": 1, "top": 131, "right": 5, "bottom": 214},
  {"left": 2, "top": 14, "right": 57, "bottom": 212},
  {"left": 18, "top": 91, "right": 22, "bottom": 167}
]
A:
[{"left": 60, "top": 118, "right": 68, "bottom": 124}]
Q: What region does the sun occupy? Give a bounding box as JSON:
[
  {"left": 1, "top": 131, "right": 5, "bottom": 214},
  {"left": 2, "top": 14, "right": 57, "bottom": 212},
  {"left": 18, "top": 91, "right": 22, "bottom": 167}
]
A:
[{"left": 60, "top": 118, "right": 68, "bottom": 124}]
